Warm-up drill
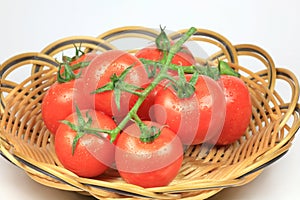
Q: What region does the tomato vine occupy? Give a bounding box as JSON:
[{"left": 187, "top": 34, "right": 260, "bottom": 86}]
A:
[{"left": 60, "top": 26, "right": 240, "bottom": 144}]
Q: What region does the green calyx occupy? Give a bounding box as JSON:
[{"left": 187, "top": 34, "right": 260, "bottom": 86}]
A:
[
  {"left": 60, "top": 106, "right": 112, "bottom": 155},
  {"left": 57, "top": 44, "right": 90, "bottom": 83},
  {"left": 139, "top": 124, "right": 161, "bottom": 143},
  {"left": 218, "top": 60, "right": 240, "bottom": 77},
  {"left": 156, "top": 26, "right": 171, "bottom": 53},
  {"left": 91, "top": 65, "right": 144, "bottom": 111},
  {"left": 170, "top": 67, "right": 199, "bottom": 99},
  {"left": 57, "top": 62, "right": 82, "bottom": 83},
  {"left": 61, "top": 43, "right": 85, "bottom": 63}
]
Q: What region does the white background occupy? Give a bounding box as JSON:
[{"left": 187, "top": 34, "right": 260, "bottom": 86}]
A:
[{"left": 0, "top": 0, "right": 300, "bottom": 199}]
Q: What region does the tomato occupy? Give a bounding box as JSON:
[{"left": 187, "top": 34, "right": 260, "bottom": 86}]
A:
[
  {"left": 82, "top": 50, "right": 149, "bottom": 122},
  {"left": 55, "top": 109, "right": 117, "bottom": 178},
  {"left": 135, "top": 43, "right": 196, "bottom": 66},
  {"left": 115, "top": 121, "right": 183, "bottom": 188},
  {"left": 216, "top": 75, "right": 252, "bottom": 145},
  {"left": 41, "top": 78, "right": 91, "bottom": 134},
  {"left": 154, "top": 75, "right": 226, "bottom": 145},
  {"left": 42, "top": 52, "right": 98, "bottom": 134}
]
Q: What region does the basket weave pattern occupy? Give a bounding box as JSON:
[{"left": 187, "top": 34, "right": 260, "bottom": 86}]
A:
[{"left": 1, "top": 26, "right": 299, "bottom": 199}]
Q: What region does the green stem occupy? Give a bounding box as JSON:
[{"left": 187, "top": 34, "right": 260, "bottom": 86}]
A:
[
  {"left": 119, "top": 83, "right": 144, "bottom": 97},
  {"left": 140, "top": 58, "right": 240, "bottom": 80},
  {"left": 82, "top": 127, "right": 113, "bottom": 135},
  {"left": 165, "top": 27, "right": 197, "bottom": 65},
  {"left": 70, "top": 61, "right": 90, "bottom": 71},
  {"left": 139, "top": 58, "right": 195, "bottom": 74}
]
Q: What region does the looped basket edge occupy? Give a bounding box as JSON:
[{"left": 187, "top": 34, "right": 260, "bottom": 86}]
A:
[{"left": 0, "top": 26, "right": 299, "bottom": 200}]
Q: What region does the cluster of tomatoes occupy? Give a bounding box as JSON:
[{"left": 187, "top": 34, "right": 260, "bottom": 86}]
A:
[{"left": 41, "top": 27, "right": 252, "bottom": 188}]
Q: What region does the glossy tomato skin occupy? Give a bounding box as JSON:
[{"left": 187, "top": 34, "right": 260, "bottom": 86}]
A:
[
  {"left": 115, "top": 121, "right": 183, "bottom": 188},
  {"left": 135, "top": 44, "right": 196, "bottom": 66},
  {"left": 216, "top": 75, "right": 252, "bottom": 145},
  {"left": 55, "top": 109, "right": 116, "bottom": 178},
  {"left": 41, "top": 79, "right": 91, "bottom": 134},
  {"left": 82, "top": 50, "right": 149, "bottom": 122},
  {"left": 154, "top": 75, "right": 226, "bottom": 145}
]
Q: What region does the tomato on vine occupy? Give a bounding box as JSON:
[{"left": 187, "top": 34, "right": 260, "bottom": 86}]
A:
[
  {"left": 55, "top": 108, "right": 117, "bottom": 178},
  {"left": 83, "top": 50, "right": 149, "bottom": 123},
  {"left": 41, "top": 79, "right": 91, "bottom": 134},
  {"left": 115, "top": 121, "right": 183, "bottom": 188},
  {"left": 46, "top": 26, "right": 253, "bottom": 190},
  {"left": 216, "top": 75, "right": 252, "bottom": 145},
  {"left": 42, "top": 52, "right": 96, "bottom": 134},
  {"left": 154, "top": 73, "right": 226, "bottom": 145}
]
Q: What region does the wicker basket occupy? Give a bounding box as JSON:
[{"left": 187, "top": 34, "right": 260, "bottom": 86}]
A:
[{"left": 0, "top": 26, "right": 299, "bottom": 199}]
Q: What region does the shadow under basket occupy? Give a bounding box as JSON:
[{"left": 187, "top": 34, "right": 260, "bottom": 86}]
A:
[{"left": 0, "top": 26, "right": 300, "bottom": 199}]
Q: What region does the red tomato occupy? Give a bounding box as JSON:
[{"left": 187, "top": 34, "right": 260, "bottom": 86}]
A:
[
  {"left": 216, "top": 75, "right": 252, "bottom": 145},
  {"left": 135, "top": 43, "right": 196, "bottom": 66},
  {"left": 55, "top": 109, "right": 116, "bottom": 178},
  {"left": 82, "top": 50, "right": 149, "bottom": 122},
  {"left": 115, "top": 121, "right": 183, "bottom": 188},
  {"left": 42, "top": 53, "right": 97, "bottom": 134},
  {"left": 154, "top": 75, "right": 226, "bottom": 145},
  {"left": 41, "top": 78, "right": 91, "bottom": 134}
]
